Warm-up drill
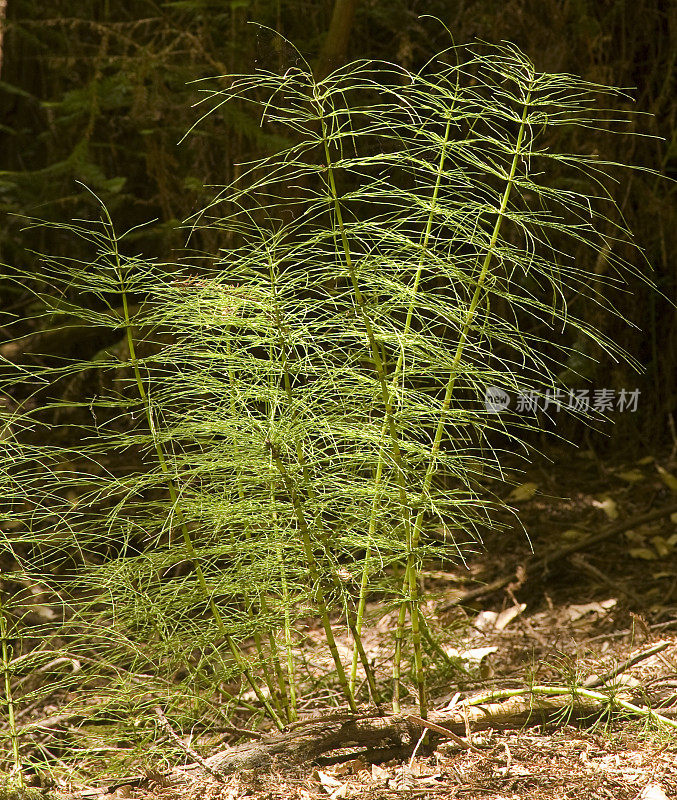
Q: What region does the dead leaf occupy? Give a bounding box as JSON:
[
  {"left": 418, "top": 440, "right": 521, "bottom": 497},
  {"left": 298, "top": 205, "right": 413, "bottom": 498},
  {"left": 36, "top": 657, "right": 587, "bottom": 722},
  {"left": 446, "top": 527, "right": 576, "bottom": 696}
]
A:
[
  {"left": 507, "top": 482, "right": 538, "bottom": 502},
  {"left": 317, "top": 770, "right": 342, "bottom": 791},
  {"left": 494, "top": 603, "right": 526, "bottom": 631},
  {"left": 629, "top": 547, "right": 658, "bottom": 560},
  {"left": 438, "top": 691, "right": 461, "bottom": 711},
  {"left": 638, "top": 784, "right": 669, "bottom": 800},
  {"left": 461, "top": 646, "right": 498, "bottom": 663},
  {"left": 474, "top": 604, "right": 524, "bottom": 631},
  {"left": 371, "top": 764, "right": 389, "bottom": 784},
  {"left": 656, "top": 464, "right": 677, "bottom": 492},
  {"left": 564, "top": 599, "right": 617, "bottom": 621},
  {"left": 650, "top": 535, "right": 671, "bottom": 557},
  {"left": 592, "top": 497, "right": 618, "bottom": 520},
  {"left": 618, "top": 469, "right": 644, "bottom": 483},
  {"left": 333, "top": 758, "right": 365, "bottom": 776},
  {"left": 317, "top": 770, "right": 351, "bottom": 799},
  {"left": 20, "top": 603, "right": 56, "bottom": 621},
  {"left": 473, "top": 610, "right": 499, "bottom": 631},
  {"left": 605, "top": 674, "right": 641, "bottom": 690}
]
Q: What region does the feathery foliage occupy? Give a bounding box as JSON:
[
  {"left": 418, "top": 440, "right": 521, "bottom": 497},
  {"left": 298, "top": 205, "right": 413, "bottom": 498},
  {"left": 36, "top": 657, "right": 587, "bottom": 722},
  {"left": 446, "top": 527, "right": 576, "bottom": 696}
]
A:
[{"left": 0, "top": 38, "right": 646, "bottom": 781}]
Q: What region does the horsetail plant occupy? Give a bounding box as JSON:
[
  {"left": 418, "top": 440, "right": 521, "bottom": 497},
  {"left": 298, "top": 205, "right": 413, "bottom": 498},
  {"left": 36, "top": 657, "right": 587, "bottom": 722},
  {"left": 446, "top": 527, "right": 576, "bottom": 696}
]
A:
[
  {"left": 0, "top": 33, "right": 647, "bottom": 776},
  {"left": 0, "top": 595, "right": 23, "bottom": 789},
  {"left": 183, "top": 37, "right": 643, "bottom": 714},
  {"left": 109, "top": 202, "right": 286, "bottom": 730}
]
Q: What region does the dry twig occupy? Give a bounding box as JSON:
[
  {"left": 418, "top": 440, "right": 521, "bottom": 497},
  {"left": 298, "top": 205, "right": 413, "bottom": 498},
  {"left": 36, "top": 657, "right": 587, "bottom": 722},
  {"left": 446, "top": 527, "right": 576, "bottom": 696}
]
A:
[{"left": 441, "top": 501, "right": 677, "bottom": 609}]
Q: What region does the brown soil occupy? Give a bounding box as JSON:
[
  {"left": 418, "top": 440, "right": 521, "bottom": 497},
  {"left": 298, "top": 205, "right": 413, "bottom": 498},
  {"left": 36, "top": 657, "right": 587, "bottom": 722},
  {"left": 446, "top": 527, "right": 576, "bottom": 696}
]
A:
[{"left": 40, "top": 447, "right": 677, "bottom": 799}]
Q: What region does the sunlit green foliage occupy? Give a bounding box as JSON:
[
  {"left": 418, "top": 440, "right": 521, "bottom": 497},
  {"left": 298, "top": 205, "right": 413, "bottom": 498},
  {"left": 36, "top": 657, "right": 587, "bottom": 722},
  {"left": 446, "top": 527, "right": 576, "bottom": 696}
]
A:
[{"left": 0, "top": 36, "right": 650, "bottom": 783}]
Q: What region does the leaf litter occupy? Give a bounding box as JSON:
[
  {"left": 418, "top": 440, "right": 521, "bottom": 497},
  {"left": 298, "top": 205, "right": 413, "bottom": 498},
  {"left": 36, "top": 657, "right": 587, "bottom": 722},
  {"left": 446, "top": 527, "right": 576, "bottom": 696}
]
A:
[{"left": 11, "top": 448, "right": 677, "bottom": 800}]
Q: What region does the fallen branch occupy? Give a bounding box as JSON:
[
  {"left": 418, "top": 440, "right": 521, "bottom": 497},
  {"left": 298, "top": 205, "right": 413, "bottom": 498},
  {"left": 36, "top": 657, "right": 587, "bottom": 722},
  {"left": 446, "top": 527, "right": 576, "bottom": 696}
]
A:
[
  {"left": 165, "top": 680, "right": 676, "bottom": 784},
  {"left": 154, "top": 706, "right": 227, "bottom": 782},
  {"left": 466, "top": 685, "right": 677, "bottom": 730},
  {"left": 404, "top": 713, "right": 474, "bottom": 750},
  {"left": 441, "top": 500, "right": 677, "bottom": 609},
  {"left": 568, "top": 553, "right": 645, "bottom": 607},
  {"left": 583, "top": 641, "right": 671, "bottom": 689}
]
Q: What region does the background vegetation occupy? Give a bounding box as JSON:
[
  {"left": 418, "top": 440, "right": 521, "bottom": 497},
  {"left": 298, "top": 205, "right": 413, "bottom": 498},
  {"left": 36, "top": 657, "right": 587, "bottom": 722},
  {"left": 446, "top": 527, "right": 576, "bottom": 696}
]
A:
[{"left": 1, "top": 0, "right": 675, "bottom": 447}]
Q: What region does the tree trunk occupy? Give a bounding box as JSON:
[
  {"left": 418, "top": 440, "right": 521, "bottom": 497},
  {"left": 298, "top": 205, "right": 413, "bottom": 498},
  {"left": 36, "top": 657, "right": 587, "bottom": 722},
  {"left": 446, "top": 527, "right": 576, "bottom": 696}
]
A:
[
  {"left": 0, "top": 0, "right": 7, "bottom": 80},
  {"left": 315, "top": 0, "right": 359, "bottom": 79}
]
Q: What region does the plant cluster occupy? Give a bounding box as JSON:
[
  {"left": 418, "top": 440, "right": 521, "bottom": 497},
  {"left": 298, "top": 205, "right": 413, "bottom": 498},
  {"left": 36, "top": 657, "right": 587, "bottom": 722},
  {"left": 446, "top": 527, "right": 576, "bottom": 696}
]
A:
[{"left": 0, "top": 39, "right": 644, "bottom": 783}]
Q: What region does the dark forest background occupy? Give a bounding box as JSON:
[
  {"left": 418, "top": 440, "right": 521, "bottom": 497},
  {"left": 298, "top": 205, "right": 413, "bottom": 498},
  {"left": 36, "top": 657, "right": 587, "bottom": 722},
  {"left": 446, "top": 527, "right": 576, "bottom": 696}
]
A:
[{"left": 1, "top": 0, "right": 675, "bottom": 452}]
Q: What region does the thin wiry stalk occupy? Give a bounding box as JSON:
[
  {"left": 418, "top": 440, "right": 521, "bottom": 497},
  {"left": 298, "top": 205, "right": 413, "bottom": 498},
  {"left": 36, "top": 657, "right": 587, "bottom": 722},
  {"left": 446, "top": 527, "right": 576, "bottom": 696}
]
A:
[
  {"left": 272, "top": 494, "right": 297, "bottom": 722},
  {"left": 392, "top": 79, "right": 535, "bottom": 719},
  {"left": 110, "top": 210, "right": 284, "bottom": 731},
  {"left": 267, "top": 443, "right": 358, "bottom": 713},
  {"left": 222, "top": 312, "right": 292, "bottom": 721},
  {"left": 0, "top": 595, "right": 24, "bottom": 788},
  {"left": 262, "top": 338, "right": 293, "bottom": 721},
  {"left": 350, "top": 112, "right": 456, "bottom": 698},
  {"left": 467, "top": 685, "right": 677, "bottom": 732},
  {"left": 266, "top": 241, "right": 369, "bottom": 711},
  {"left": 316, "top": 94, "right": 425, "bottom": 708}
]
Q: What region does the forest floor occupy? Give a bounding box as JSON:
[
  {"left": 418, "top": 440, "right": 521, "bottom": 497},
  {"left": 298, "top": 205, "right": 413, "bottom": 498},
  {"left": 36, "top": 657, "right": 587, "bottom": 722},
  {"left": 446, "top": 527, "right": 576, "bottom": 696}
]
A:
[{"left": 12, "top": 444, "right": 677, "bottom": 800}]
